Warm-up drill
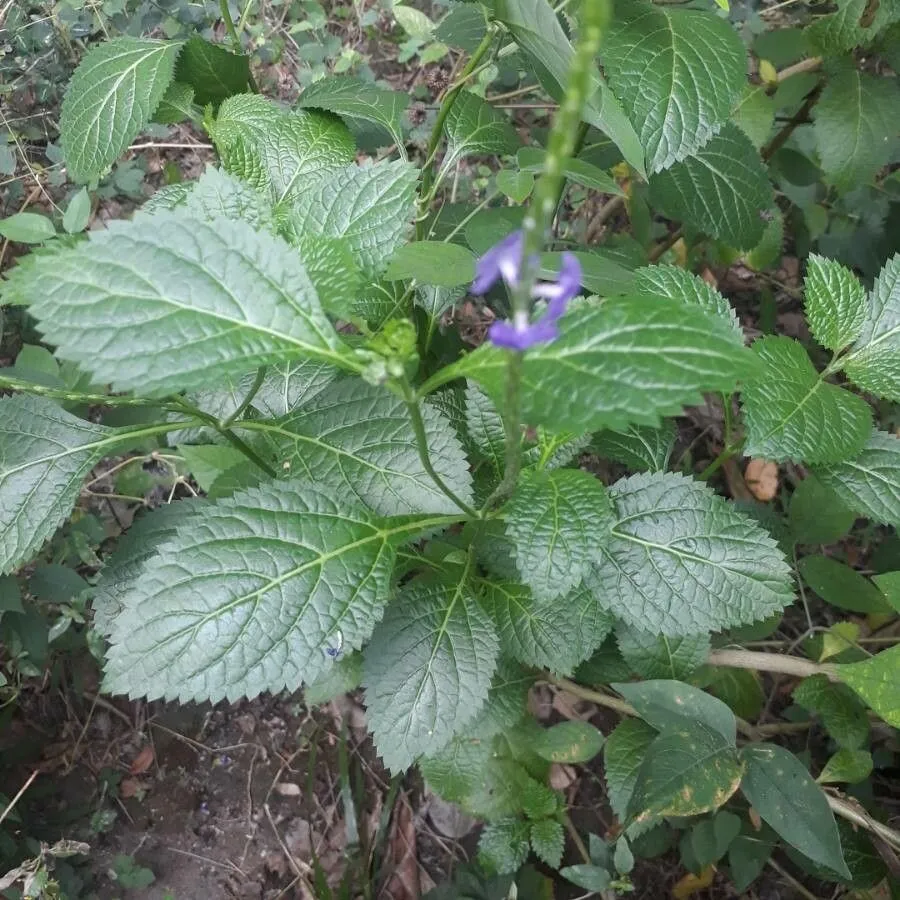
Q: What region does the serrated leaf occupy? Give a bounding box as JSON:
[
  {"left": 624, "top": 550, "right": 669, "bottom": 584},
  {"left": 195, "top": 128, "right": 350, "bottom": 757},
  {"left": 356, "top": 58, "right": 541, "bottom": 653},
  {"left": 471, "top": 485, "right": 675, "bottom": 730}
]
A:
[
  {"left": 62, "top": 188, "right": 91, "bottom": 235},
  {"left": 505, "top": 469, "right": 613, "bottom": 602},
  {"left": 613, "top": 679, "right": 737, "bottom": 743},
  {"left": 436, "top": 4, "right": 487, "bottom": 51},
  {"left": 210, "top": 94, "right": 354, "bottom": 204},
  {"left": 179, "top": 444, "right": 248, "bottom": 492},
  {"left": 478, "top": 819, "right": 531, "bottom": 874},
  {"left": 814, "top": 68, "right": 900, "bottom": 193},
  {"left": 817, "top": 748, "right": 873, "bottom": 784},
  {"left": 465, "top": 382, "right": 505, "bottom": 473},
  {"left": 807, "top": 0, "right": 900, "bottom": 53},
  {"left": 394, "top": 4, "right": 435, "bottom": 38},
  {"left": 813, "top": 430, "right": 900, "bottom": 527},
  {"left": 481, "top": 581, "right": 614, "bottom": 676},
  {"left": 530, "top": 820, "right": 564, "bottom": 868},
  {"left": 468, "top": 658, "right": 532, "bottom": 740},
  {"left": 494, "top": 0, "right": 646, "bottom": 176},
  {"left": 517, "top": 147, "right": 624, "bottom": 195},
  {"left": 628, "top": 724, "right": 743, "bottom": 822},
  {"left": 284, "top": 159, "right": 418, "bottom": 276},
  {"left": 843, "top": 254, "right": 900, "bottom": 402},
  {"left": 60, "top": 38, "right": 181, "bottom": 183},
  {"left": 836, "top": 645, "right": 900, "bottom": 728},
  {"left": 631, "top": 264, "right": 741, "bottom": 335},
  {"left": 740, "top": 335, "right": 872, "bottom": 464},
  {"left": 589, "top": 472, "right": 793, "bottom": 635},
  {"left": 248, "top": 377, "right": 473, "bottom": 516},
  {"left": 649, "top": 124, "right": 772, "bottom": 250},
  {"left": 442, "top": 91, "right": 518, "bottom": 175},
  {"left": 793, "top": 673, "right": 869, "bottom": 748},
  {"left": 0, "top": 395, "right": 168, "bottom": 575},
  {"left": 440, "top": 298, "right": 755, "bottom": 434},
  {"left": 103, "top": 481, "right": 452, "bottom": 703},
  {"left": 297, "top": 76, "right": 409, "bottom": 149},
  {"left": 288, "top": 232, "right": 363, "bottom": 319},
  {"left": 803, "top": 254, "right": 867, "bottom": 353},
  {"left": 174, "top": 36, "right": 249, "bottom": 106},
  {"left": 617, "top": 626, "right": 710, "bottom": 680},
  {"left": 252, "top": 361, "right": 342, "bottom": 418},
  {"left": 601, "top": 0, "right": 746, "bottom": 173},
  {"left": 385, "top": 241, "right": 476, "bottom": 287},
  {"left": 153, "top": 81, "right": 196, "bottom": 124},
  {"left": 798, "top": 555, "right": 893, "bottom": 615},
  {"left": 184, "top": 165, "right": 275, "bottom": 230},
  {"left": 365, "top": 577, "right": 499, "bottom": 772},
  {"left": 604, "top": 718, "right": 659, "bottom": 824},
  {"left": 7, "top": 213, "right": 350, "bottom": 397},
  {"left": 740, "top": 743, "right": 850, "bottom": 876},
  {"left": 731, "top": 84, "right": 775, "bottom": 149},
  {"left": 0, "top": 213, "right": 56, "bottom": 244},
  {"left": 533, "top": 721, "right": 605, "bottom": 763},
  {"left": 591, "top": 422, "right": 675, "bottom": 473}
]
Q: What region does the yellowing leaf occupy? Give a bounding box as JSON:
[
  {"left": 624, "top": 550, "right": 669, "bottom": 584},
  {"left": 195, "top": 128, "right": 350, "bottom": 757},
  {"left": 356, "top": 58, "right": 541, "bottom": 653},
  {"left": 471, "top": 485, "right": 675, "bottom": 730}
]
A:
[{"left": 672, "top": 865, "right": 715, "bottom": 899}]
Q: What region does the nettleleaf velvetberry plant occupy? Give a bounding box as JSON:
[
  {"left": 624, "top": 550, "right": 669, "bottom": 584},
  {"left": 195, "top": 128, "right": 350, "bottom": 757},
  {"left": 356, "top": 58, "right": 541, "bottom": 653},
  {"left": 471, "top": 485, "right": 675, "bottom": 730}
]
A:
[{"left": 2, "top": 0, "right": 900, "bottom": 892}]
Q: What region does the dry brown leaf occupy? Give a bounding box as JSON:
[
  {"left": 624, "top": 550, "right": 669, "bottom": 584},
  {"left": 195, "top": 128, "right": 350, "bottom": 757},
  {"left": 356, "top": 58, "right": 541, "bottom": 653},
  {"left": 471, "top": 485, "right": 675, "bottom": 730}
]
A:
[
  {"left": 745, "top": 459, "right": 779, "bottom": 501},
  {"left": 119, "top": 777, "right": 144, "bottom": 799},
  {"left": 384, "top": 791, "right": 420, "bottom": 900},
  {"left": 128, "top": 745, "right": 154, "bottom": 775},
  {"left": 671, "top": 865, "right": 715, "bottom": 899}
]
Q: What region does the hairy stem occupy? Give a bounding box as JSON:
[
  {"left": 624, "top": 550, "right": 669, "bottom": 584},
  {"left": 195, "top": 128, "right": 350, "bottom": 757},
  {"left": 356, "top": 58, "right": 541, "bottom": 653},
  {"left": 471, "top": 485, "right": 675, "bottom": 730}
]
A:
[
  {"left": 707, "top": 649, "right": 837, "bottom": 679},
  {"left": 0, "top": 376, "right": 171, "bottom": 408},
  {"left": 400, "top": 380, "right": 478, "bottom": 518},
  {"left": 218, "top": 0, "right": 259, "bottom": 91},
  {"left": 221, "top": 366, "right": 266, "bottom": 427}
]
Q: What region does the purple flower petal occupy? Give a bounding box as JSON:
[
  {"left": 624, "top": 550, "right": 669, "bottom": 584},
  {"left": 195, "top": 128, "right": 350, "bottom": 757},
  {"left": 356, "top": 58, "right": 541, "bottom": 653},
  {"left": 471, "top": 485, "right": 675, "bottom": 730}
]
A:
[
  {"left": 471, "top": 230, "right": 523, "bottom": 295},
  {"left": 488, "top": 317, "right": 559, "bottom": 351},
  {"left": 532, "top": 252, "right": 582, "bottom": 320}
]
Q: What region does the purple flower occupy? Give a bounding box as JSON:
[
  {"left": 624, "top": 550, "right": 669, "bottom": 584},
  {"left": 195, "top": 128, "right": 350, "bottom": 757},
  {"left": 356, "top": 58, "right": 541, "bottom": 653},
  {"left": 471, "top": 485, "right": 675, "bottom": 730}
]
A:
[{"left": 471, "top": 230, "right": 582, "bottom": 351}]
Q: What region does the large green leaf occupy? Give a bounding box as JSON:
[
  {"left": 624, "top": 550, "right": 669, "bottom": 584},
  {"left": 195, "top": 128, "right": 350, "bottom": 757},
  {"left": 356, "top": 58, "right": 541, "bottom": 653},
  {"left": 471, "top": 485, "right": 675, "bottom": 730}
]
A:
[
  {"left": 740, "top": 743, "right": 850, "bottom": 876},
  {"left": 517, "top": 147, "right": 623, "bottom": 195},
  {"left": 630, "top": 265, "right": 741, "bottom": 334},
  {"left": 533, "top": 721, "right": 605, "bottom": 763},
  {"left": 438, "top": 299, "right": 754, "bottom": 433},
  {"left": 505, "top": 469, "right": 613, "bottom": 602},
  {"left": 465, "top": 382, "right": 505, "bottom": 473},
  {"left": 788, "top": 476, "right": 856, "bottom": 545},
  {"left": 813, "top": 430, "right": 900, "bottom": 527},
  {"left": 60, "top": 38, "right": 181, "bottom": 183},
  {"left": 843, "top": 254, "right": 900, "bottom": 402},
  {"left": 814, "top": 68, "right": 900, "bottom": 193},
  {"left": 803, "top": 254, "right": 867, "bottom": 353},
  {"left": 588, "top": 472, "right": 793, "bottom": 635},
  {"left": 297, "top": 76, "right": 409, "bottom": 149},
  {"left": 798, "top": 555, "right": 893, "bottom": 615},
  {"left": 442, "top": 91, "right": 518, "bottom": 174},
  {"left": 740, "top": 336, "right": 872, "bottom": 463},
  {"left": 103, "top": 480, "right": 453, "bottom": 703},
  {"left": 807, "top": 0, "right": 900, "bottom": 53},
  {"left": 616, "top": 626, "right": 710, "bottom": 681},
  {"left": 182, "top": 165, "right": 275, "bottom": 230},
  {"left": 4, "top": 212, "right": 351, "bottom": 397},
  {"left": 628, "top": 724, "right": 743, "bottom": 823},
  {"left": 364, "top": 577, "right": 499, "bottom": 772},
  {"left": 385, "top": 241, "right": 476, "bottom": 287},
  {"left": 604, "top": 718, "right": 659, "bottom": 826},
  {"left": 601, "top": 0, "right": 746, "bottom": 173},
  {"left": 613, "top": 679, "right": 736, "bottom": 743},
  {"left": 793, "top": 673, "right": 869, "bottom": 749},
  {"left": 245, "top": 377, "right": 474, "bottom": 516},
  {"left": 836, "top": 645, "right": 900, "bottom": 728},
  {"left": 174, "top": 36, "right": 249, "bottom": 106},
  {"left": 283, "top": 159, "right": 418, "bottom": 276},
  {"left": 648, "top": 124, "right": 772, "bottom": 250},
  {"left": 591, "top": 422, "right": 675, "bottom": 473},
  {"left": 0, "top": 395, "right": 173, "bottom": 574},
  {"left": 493, "top": 0, "right": 646, "bottom": 176},
  {"left": 481, "top": 581, "right": 614, "bottom": 676},
  {"left": 92, "top": 501, "right": 202, "bottom": 634},
  {"left": 209, "top": 94, "right": 355, "bottom": 203}
]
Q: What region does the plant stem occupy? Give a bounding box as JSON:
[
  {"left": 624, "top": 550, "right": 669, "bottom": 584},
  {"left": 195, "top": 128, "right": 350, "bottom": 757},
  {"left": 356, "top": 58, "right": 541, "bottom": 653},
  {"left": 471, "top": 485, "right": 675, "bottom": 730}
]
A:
[
  {"left": 827, "top": 794, "right": 900, "bottom": 852},
  {"left": 707, "top": 649, "right": 836, "bottom": 679},
  {"left": 697, "top": 438, "right": 744, "bottom": 481},
  {"left": 416, "top": 27, "right": 497, "bottom": 236},
  {"left": 762, "top": 83, "right": 822, "bottom": 161},
  {"left": 766, "top": 858, "right": 819, "bottom": 900},
  {"left": 776, "top": 56, "right": 822, "bottom": 83},
  {"left": 0, "top": 376, "right": 170, "bottom": 408},
  {"left": 648, "top": 225, "right": 684, "bottom": 262},
  {"left": 218, "top": 0, "right": 259, "bottom": 91},
  {"left": 222, "top": 366, "right": 266, "bottom": 427},
  {"left": 400, "top": 380, "right": 478, "bottom": 518}
]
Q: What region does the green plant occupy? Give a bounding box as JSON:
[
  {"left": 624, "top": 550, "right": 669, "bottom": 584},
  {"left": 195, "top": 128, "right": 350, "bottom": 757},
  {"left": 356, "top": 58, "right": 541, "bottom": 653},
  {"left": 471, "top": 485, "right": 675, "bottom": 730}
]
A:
[{"left": 1, "top": 0, "right": 899, "bottom": 894}]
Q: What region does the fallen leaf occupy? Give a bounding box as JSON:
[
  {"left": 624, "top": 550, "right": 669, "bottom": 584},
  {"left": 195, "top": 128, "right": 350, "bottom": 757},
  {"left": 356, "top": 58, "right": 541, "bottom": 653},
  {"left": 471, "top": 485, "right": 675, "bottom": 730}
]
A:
[
  {"left": 548, "top": 763, "right": 577, "bottom": 790},
  {"left": 129, "top": 745, "right": 154, "bottom": 775},
  {"left": 745, "top": 458, "right": 779, "bottom": 501},
  {"left": 672, "top": 865, "right": 715, "bottom": 899},
  {"left": 384, "top": 792, "right": 420, "bottom": 900},
  {"left": 119, "top": 778, "right": 144, "bottom": 799}
]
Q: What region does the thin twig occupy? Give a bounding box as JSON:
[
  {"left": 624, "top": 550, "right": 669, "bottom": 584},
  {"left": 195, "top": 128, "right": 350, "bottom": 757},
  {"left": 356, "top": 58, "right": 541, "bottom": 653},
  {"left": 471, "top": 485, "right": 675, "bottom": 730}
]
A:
[
  {"left": 0, "top": 770, "right": 38, "bottom": 827},
  {"left": 776, "top": 56, "right": 823, "bottom": 83},
  {"left": 766, "top": 857, "right": 818, "bottom": 900},
  {"left": 827, "top": 794, "right": 900, "bottom": 852},
  {"left": 648, "top": 225, "right": 684, "bottom": 262},
  {"left": 708, "top": 649, "right": 836, "bottom": 680}
]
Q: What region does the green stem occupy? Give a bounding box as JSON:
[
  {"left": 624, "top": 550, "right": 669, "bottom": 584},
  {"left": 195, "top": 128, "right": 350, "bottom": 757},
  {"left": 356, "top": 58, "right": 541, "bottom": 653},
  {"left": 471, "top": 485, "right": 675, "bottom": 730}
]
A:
[
  {"left": 697, "top": 438, "right": 744, "bottom": 481},
  {"left": 0, "top": 377, "right": 170, "bottom": 408},
  {"left": 416, "top": 27, "right": 497, "bottom": 236},
  {"left": 218, "top": 0, "right": 259, "bottom": 92},
  {"left": 400, "top": 380, "right": 478, "bottom": 518},
  {"left": 222, "top": 366, "right": 266, "bottom": 427}
]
